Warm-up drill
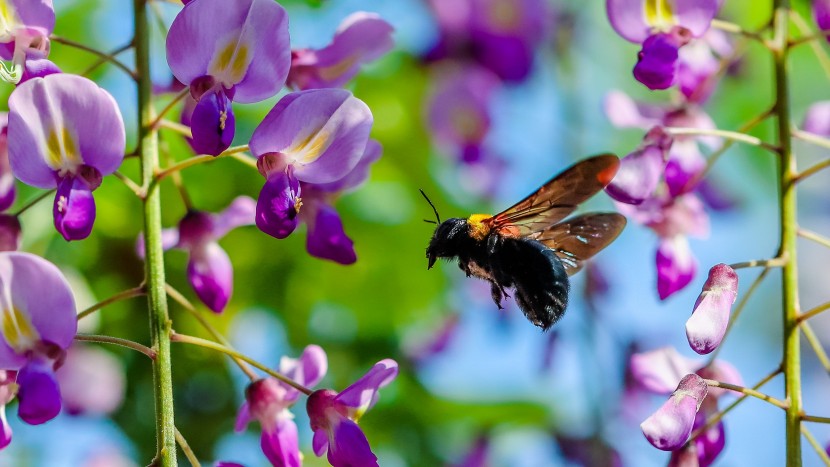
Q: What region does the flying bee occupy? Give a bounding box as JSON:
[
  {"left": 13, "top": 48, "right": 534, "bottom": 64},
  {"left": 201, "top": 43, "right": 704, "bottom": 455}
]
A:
[{"left": 424, "top": 154, "right": 626, "bottom": 330}]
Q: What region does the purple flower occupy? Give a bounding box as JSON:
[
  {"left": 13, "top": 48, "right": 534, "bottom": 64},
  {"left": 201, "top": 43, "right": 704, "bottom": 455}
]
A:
[
  {"left": 0, "top": 252, "right": 77, "bottom": 426},
  {"left": 455, "top": 434, "right": 490, "bottom": 467},
  {"left": 0, "top": 370, "right": 15, "bottom": 449},
  {"left": 249, "top": 89, "right": 373, "bottom": 241},
  {"left": 677, "top": 30, "right": 732, "bottom": 103},
  {"left": 139, "top": 196, "right": 256, "bottom": 313},
  {"left": 629, "top": 346, "right": 742, "bottom": 397},
  {"left": 607, "top": 0, "right": 721, "bottom": 90},
  {"left": 0, "top": 114, "right": 16, "bottom": 211},
  {"left": 802, "top": 101, "right": 830, "bottom": 136},
  {"left": 307, "top": 359, "right": 398, "bottom": 467},
  {"left": 7, "top": 74, "right": 125, "bottom": 241},
  {"left": 288, "top": 12, "right": 394, "bottom": 91},
  {"left": 814, "top": 0, "right": 830, "bottom": 36},
  {"left": 641, "top": 373, "right": 708, "bottom": 451},
  {"left": 605, "top": 128, "right": 670, "bottom": 205},
  {"left": 237, "top": 345, "right": 327, "bottom": 467},
  {"left": 686, "top": 263, "right": 738, "bottom": 354},
  {"left": 0, "top": 0, "right": 55, "bottom": 84},
  {"left": 691, "top": 398, "right": 725, "bottom": 466},
  {"left": 55, "top": 345, "right": 125, "bottom": 416},
  {"left": 166, "top": 0, "right": 290, "bottom": 155},
  {"left": 656, "top": 236, "right": 696, "bottom": 300}
]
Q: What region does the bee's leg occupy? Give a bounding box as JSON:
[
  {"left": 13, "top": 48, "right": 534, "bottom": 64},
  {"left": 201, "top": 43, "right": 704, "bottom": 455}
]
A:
[
  {"left": 490, "top": 282, "right": 505, "bottom": 309},
  {"left": 458, "top": 260, "right": 472, "bottom": 277}
]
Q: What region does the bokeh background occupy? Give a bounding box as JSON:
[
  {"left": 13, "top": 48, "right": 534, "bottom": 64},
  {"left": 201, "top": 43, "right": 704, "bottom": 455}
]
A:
[{"left": 2, "top": 0, "right": 830, "bottom": 465}]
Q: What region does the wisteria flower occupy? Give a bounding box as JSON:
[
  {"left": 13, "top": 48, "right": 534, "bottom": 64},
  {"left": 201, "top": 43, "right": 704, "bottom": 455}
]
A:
[
  {"left": 139, "top": 196, "right": 256, "bottom": 313},
  {"left": 605, "top": 127, "right": 671, "bottom": 205},
  {"left": 0, "top": 252, "right": 77, "bottom": 426},
  {"left": 606, "top": 0, "right": 722, "bottom": 90},
  {"left": 7, "top": 74, "right": 125, "bottom": 241},
  {"left": 288, "top": 12, "right": 394, "bottom": 91},
  {"left": 802, "top": 100, "right": 830, "bottom": 137},
  {"left": 249, "top": 89, "right": 373, "bottom": 241},
  {"left": 641, "top": 373, "right": 708, "bottom": 450},
  {"left": 307, "top": 359, "right": 398, "bottom": 467},
  {"left": 166, "top": 0, "right": 290, "bottom": 155},
  {"left": 0, "top": 0, "right": 57, "bottom": 84},
  {"left": 813, "top": 0, "right": 830, "bottom": 36},
  {"left": 237, "top": 345, "right": 327, "bottom": 467},
  {"left": 676, "top": 29, "right": 733, "bottom": 103},
  {"left": 686, "top": 263, "right": 738, "bottom": 354},
  {"left": 629, "top": 346, "right": 742, "bottom": 397}
]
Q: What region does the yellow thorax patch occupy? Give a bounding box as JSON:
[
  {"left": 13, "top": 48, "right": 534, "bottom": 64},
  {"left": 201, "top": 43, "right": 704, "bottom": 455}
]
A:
[{"left": 467, "top": 214, "right": 492, "bottom": 241}]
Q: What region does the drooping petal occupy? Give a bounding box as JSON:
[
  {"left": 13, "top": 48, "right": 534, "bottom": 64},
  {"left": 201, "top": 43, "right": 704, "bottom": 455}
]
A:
[
  {"left": 256, "top": 170, "right": 302, "bottom": 239},
  {"left": 288, "top": 12, "right": 394, "bottom": 90},
  {"left": 605, "top": 144, "right": 666, "bottom": 205},
  {"left": 250, "top": 89, "right": 373, "bottom": 184},
  {"left": 177, "top": 210, "right": 215, "bottom": 250},
  {"left": 19, "top": 57, "right": 60, "bottom": 84},
  {"left": 693, "top": 399, "right": 725, "bottom": 466},
  {"left": 633, "top": 30, "right": 687, "bottom": 90},
  {"left": 629, "top": 346, "right": 701, "bottom": 394},
  {"left": 280, "top": 344, "right": 328, "bottom": 397},
  {"left": 53, "top": 175, "right": 96, "bottom": 241},
  {"left": 665, "top": 139, "right": 706, "bottom": 197},
  {"left": 261, "top": 417, "right": 301, "bottom": 467},
  {"left": 190, "top": 89, "right": 235, "bottom": 156},
  {"left": 212, "top": 196, "right": 256, "bottom": 239},
  {"left": 8, "top": 74, "right": 125, "bottom": 188},
  {"left": 656, "top": 235, "right": 696, "bottom": 300},
  {"left": 315, "top": 139, "right": 381, "bottom": 193},
  {"left": 55, "top": 345, "right": 125, "bottom": 416},
  {"left": 641, "top": 373, "right": 708, "bottom": 451},
  {"left": 327, "top": 417, "right": 379, "bottom": 467},
  {"left": 166, "top": 0, "right": 290, "bottom": 102},
  {"left": 603, "top": 90, "right": 667, "bottom": 129},
  {"left": 306, "top": 204, "right": 356, "bottom": 265},
  {"left": 187, "top": 242, "right": 233, "bottom": 313},
  {"left": 336, "top": 359, "right": 398, "bottom": 417},
  {"left": 312, "top": 426, "right": 329, "bottom": 457},
  {"left": 676, "top": 32, "right": 722, "bottom": 103},
  {"left": 0, "top": 215, "right": 21, "bottom": 252},
  {"left": 645, "top": 193, "right": 710, "bottom": 239},
  {"left": 671, "top": 0, "right": 721, "bottom": 37},
  {"left": 686, "top": 263, "right": 738, "bottom": 355},
  {"left": 802, "top": 100, "right": 830, "bottom": 136},
  {"left": 0, "top": 252, "right": 76, "bottom": 368},
  {"left": 16, "top": 357, "right": 61, "bottom": 425},
  {"left": 234, "top": 401, "right": 251, "bottom": 433}
]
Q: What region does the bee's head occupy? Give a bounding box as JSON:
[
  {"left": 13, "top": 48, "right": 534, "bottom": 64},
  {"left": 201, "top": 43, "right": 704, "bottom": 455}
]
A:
[{"left": 426, "top": 218, "right": 467, "bottom": 269}]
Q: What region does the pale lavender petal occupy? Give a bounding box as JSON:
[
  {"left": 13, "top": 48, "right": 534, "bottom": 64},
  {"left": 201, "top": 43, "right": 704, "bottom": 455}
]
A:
[
  {"left": 327, "top": 418, "right": 379, "bottom": 467},
  {"left": 630, "top": 346, "right": 701, "bottom": 394},
  {"left": 603, "top": 90, "right": 667, "bottom": 129},
  {"left": 187, "top": 242, "right": 232, "bottom": 313},
  {"left": 606, "top": 0, "right": 650, "bottom": 43},
  {"left": 256, "top": 171, "right": 301, "bottom": 239},
  {"left": 261, "top": 418, "right": 301, "bottom": 467},
  {"left": 665, "top": 106, "right": 720, "bottom": 150},
  {"left": 0, "top": 215, "right": 21, "bottom": 252},
  {"left": 657, "top": 236, "right": 697, "bottom": 300},
  {"left": 640, "top": 374, "right": 708, "bottom": 451},
  {"left": 166, "top": 0, "right": 290, "bottom": 102},
  {"left": 802, "top": 101, "right": 830, "bottom": 136},
  {"left": 8, "top": 74, "right": 125, "bottom": 188},
  {"left": 645, "top": 193, "right": 710, "bottom": 239},
  {"left": 250, "top": 89, "right": 373, "bottom": 184},
  {"left": 336, "top": 358, "right": 398, "bottom": 415},
  {"left": 815, "top": 0, "right": 830, "bottom": 33},
  {"left": 9, "top": 0, "right": 55, "bottom": 35},
  {"left": 16, "top": 357, "right": 61, "bottom": 425},
  {"left": 55, "top": 345, "right": 125, "bottom": 416},
  {"left": 697, "top": 360, "right": 742, "bottom": 398},
  {"left": 672, "top": 0, "right": 721, "bottom": 37},
  {"left": 605, "top": 144, "right": 666, "bottom": 205},
  {"left": 190, "top": 90, "right": 235, "bottom": 156},
  {"left": 665, "top": 139, "right": 706, "bottom": 197},
  {"left": 212, "top": 196, "right": 256, "bottom": 239},
  {"left": 676, "top": 36, "right": 719, "bottom": 103},
  {"left": 19, "top": 57, "right": 61, "bottom": 84},
  {"left": 53, "top": 175, "right": 95, "bottom": 241},
  {"left": 234, "top": 401, "right": 251, "bottom": 432},
  {"left": 306, "top": 205, "right": 356, "bottom": 265},
  {"left": 686, "top": 264, "right": 738, "bottom": 354},
  {"left": 281, "top": 344, "right": 328, "bottom": 390},
  {"left": 316, "top": 139, "right": 381, "bottom": 193}
]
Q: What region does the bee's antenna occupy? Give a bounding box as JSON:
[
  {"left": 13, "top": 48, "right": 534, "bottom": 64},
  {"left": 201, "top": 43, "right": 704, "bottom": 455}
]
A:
[{"left": 419, "top": 189, "right": 441, "bottom": 224}]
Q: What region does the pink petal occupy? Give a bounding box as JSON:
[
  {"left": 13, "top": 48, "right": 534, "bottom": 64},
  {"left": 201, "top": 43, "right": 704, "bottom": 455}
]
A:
[
  {"left": 656, "top": 236, "right": 697, "bottom": 300},
  {"left": 640, "top": 374, "right": 708, "bottom": 451},
  {"left": 212, "top": 196, "right": 256, "bottom": 239},
  {"left": 686, "top": 263, "right": 737, "bottom": 354},
  {"left": 335, "top": 358, "right": 398, "bottom": 415},
  {"left": 603, "top": 90, "right": 667, "bottom": 129},
  {"left": 630, "top": 346, "right": 701, "bottom": 394}
]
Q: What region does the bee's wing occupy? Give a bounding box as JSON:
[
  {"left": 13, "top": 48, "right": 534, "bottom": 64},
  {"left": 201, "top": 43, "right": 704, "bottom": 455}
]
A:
[
  {"left": 488, "top": 154, "right": 620, "bottom": 236},
  {"left": 531, "top": 212, "right": 626, "bottom": 275}
]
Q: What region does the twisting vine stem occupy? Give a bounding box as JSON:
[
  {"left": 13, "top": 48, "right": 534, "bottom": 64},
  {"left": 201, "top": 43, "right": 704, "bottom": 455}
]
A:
[
  {"left": 134, "top": 0, "right": 177, "bottom": 464},
  {"left": 772, "top": 1, "right": 802, "bottom": 465}
]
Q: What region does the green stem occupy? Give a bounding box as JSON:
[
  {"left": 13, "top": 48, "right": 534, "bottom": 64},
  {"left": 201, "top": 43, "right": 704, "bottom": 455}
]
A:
[
  {"left": 798, "top": 228, "right": 830, "bottom": 249},
  {"left": 134, "top": 0, "right": 177, "bottom": 464},
  {"left": 702, "top": 379, "right": 789, "bottom": 409},
  {"left": 12, "top": 189, "right": 55, "bottom": 216},
  {"left": 74, "top": 333, "right": 156, "bottom": 359},
  {"left": 77, "top": 285, "right": 146, "bottom": 320},
  {"left": 729, "top": 257, "right": 786, "bottom": 270},
  {"left": 793, "top": 129, "right": 830, "bottom": 151},
  {"left": 662, "top": 126, "right": 779, "bottom": 152},
  {"left": 773, "top": 2, "right": 802, "bottom": 464},
  {"left": 50, "top": 35, "right": 137, "bottom": 79},
  {"left": 175, "top": 428, "right": 201, "bottom": 467}
]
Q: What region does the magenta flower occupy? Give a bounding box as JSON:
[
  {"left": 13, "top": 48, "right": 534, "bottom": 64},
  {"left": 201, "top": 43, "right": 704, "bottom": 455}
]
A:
[
  {"left": 55, "top": 345, "right": 125, "bottom": 416},
  {"left": 690, "top": 398, "right": 725, "bottom": 466},
  {"left": 237, "top": 345, "right": 327, "bottom": 467},
  {"left": 630, "top": 346, "right": 742, "bottom": 396},
  {"left": 686, "top": 263, "right": 738, "bottom": 355},
  {"left": 7, "top": 74, "right": 125, "bottom": 241},
  {"left": 605, "top": 127, "right": 671, "bottom": 205},
  {"left": 0, "top": 370, "right": 15, "bottom": 449},
  {"left": 814, "top": 0, "right": 830, "bottom": 36},
  {"left": 307, "top": 359, "right": 398, "bottom": 467},
  {"left": 249, "top": 89, "right": 373, "bottom": 241},
  {"left": 166, "top": 0, "right": 290, "bottom": 155},
  {"left": 641, "top": 373, "right": 708, "bottom": 451},
  {"left": 0, "top": 0, "right": 56, "bottom": 84},
  {"left": 606, "top": 0, "right": 721, "bottom": 90},
  {"left": 288, "top": 12, "right": 394, "bottom": 91},
  {"left": 0, "top": 252, "right": 77, "bottom": 426}
]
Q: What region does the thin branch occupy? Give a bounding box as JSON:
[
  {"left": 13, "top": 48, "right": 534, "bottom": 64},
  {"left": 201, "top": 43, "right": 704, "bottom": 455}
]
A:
[
  {"left": 799, "top": 228, "right": 830, "bottom": 249},
  {"left": 798, "top": 301, "right": 830, "bottom": 323},
  {"left": 663, "top": 126, "right": 779, "bottom": 153},
  {"left": 12, "top": 189, "right": 55, "bottom": 216},
  {"left": 729, "top": 257, "right": 787, "bottom": 270},
  {"left": 114, "top": 171, "right": 145, "bottom": 198},
  {"left": 77, "top": 285, "right": 146, "bottom": 320},
  {"left": 80, "top": 42, "right": 133, "bottom": 76},
  {"left": 151, "top": 87, "right": 191, "bottom": 130},
  {"left": 229, "top": 151, "right": 259, "bottom": 170},
  {"left": 794, "top": 129, "right": 830, "bottom": 151},
  {"left": 158, "top": 119, "right": 192, "bottom": 137},
  {"left": 175, "top": 428, "right": 201, "bottom": 467},
  {"left": 171, "top": 332, "right": 312, "bottom": 395},
  {"left": 702, "top": 379, "right": 789, "bottom": 409},
  {"left": 75, "top": 334, "right": 156, "bottom": 359},
  {"left": 800, "top": 321, "right": 830, "bottom": 375},
  {"left": 793, "top": 157, "right": 830, "bottom": 184},
  {"left": 801, "top": 425, "right": 830, "bottom": 466},
  {"left": 792, "top": 11, "right": 830, "bottom": 79},
  {"left": 154, "top": 145, "right": 251, "bottom": 183},
  {"left": 50, "top": 35, "right": 136, "bottom": 79},
  {"left": 161, "top": 138, "right": 193, "bottom": 210},
  {"left": 710, "top": 19, "right": 769, "bottom": 45},
  {"left": 802, "top": 414, "right": 830, "bottom": 424}
]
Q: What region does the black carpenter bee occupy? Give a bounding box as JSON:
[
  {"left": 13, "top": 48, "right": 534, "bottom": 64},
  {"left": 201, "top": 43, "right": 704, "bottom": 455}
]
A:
[{"left": 424, "top": 154, "right": 626, "bottom": 330}]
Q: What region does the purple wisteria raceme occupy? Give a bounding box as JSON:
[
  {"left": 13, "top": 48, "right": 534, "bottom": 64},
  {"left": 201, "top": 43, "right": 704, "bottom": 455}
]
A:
[
  {"left": 307, "top": 359, "right": 398, "bottom": 467},
  {"left": 0, "top": 252, "right": 76, "bottom": 427},
  {"left": 249, "top": 89, "right": 373, "bottom": 242},
  {"left": 0, "top": 0, "right": 58, "bottom": 84},
  {"left": 606, "top": 0, "right": 721, "bottom": 90},
  {"left": 237, "top": 345, "right": 327, "bottom": 467},
  {"left": 166, "top": 0, "right": 290, "bottom": 155},
  {"left": 686, "top": 263, "right": 738, "bottom": 354},
  {"left": 287, "top": 12, "right": 394, "bottom": 91},
  {"left": 7, "top": 74, "right": 125, "bottom": 241},
  {"left": 641, "top": 373, "right": 708, "bottom": 451}
]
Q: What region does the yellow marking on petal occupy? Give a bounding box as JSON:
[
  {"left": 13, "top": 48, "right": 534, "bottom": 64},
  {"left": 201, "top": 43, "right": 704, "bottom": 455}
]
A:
[
  {"left": 209, "top": 38, "right": 251, "bottom": 86},
  {"left": 467, "top": 213, "right": 492, "bottom": 241},
  {"left": 317, "top": 54, "right": 360, "bottom": 82},
  {"left": 1, "top": 305, "right": 39, "bottom": 353},
  {"left": 289, "top": 129, "right": 332, "bottom": 164},
  {"left": 487, "top": 0, "right": 522, "bottom": 32},
  {"left": 45, "top": 126, "right": 82, "bottom": 173},
  {"left": 644, "top": 0, "right": 675, "bottom": 30},
  {"left": 0, "top": 1, "right": 19, "bottom": 39}
]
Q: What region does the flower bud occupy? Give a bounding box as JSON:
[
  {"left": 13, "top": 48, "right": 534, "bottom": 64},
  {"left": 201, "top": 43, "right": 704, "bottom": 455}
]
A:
[
  {"left": 641, "top": 374, "right": 708, "bottom": 451},
  {"left": 686, "top": 264, "right": 738, "bottom": 354}
]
